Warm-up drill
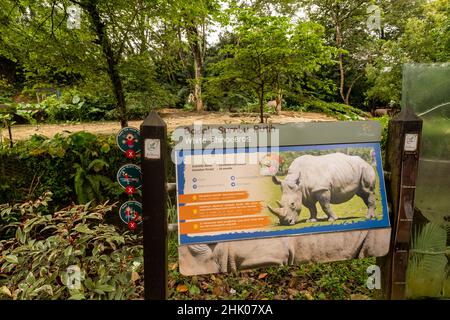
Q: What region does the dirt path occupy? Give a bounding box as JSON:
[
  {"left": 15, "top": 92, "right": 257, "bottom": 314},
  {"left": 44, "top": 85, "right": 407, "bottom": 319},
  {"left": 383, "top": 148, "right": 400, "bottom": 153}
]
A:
[{"left": 1, "top": 108, "right": 335, "bottom": 141}]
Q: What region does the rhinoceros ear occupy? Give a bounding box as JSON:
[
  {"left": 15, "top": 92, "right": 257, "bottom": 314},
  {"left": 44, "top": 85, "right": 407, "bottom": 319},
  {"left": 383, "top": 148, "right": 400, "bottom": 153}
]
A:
[
  {"left": 290, "top": 173, "right": 302, "bottom": 191},
  {"left": 272, "top": 175, "right": 282, "bottom": 185},
  {"left": 295, "top": 171, "right": 301, "bottom": 186}
]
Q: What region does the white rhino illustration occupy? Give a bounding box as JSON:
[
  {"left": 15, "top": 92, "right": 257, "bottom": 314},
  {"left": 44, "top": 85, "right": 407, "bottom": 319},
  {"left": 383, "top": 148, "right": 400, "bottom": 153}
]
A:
[{"left": 268, "top": 152, "right": 377, "bottom": 225}]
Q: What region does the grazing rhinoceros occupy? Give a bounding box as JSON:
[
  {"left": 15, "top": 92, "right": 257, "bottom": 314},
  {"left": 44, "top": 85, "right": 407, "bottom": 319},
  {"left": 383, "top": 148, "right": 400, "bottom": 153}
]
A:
[{"left": 268, "top": 152, "right": 377, "bottom": 225}]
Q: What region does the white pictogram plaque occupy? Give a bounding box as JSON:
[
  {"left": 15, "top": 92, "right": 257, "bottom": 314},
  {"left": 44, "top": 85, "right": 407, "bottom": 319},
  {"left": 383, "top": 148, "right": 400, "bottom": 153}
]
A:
[
  {"left": 145, "top": 139, "right": 161, "bottom": 159},
  {"left": 404, "top": 134, "right": 418, "bottom": 151}
]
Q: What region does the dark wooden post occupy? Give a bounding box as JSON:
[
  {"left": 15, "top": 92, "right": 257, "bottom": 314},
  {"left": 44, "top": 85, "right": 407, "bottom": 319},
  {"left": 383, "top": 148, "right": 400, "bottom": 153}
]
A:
[
  {"left": 140, "top": 111, "right": 168, "bottom": 300},
  {"left": 7, "top": 123, "right": 13, "bottom": 148},
  {"left": 379, "top": 107, "right": 423, "bottom": 299}
]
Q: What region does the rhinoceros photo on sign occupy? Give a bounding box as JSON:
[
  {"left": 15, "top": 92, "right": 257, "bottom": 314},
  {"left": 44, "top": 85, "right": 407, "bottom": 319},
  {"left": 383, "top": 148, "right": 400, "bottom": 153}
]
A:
[
  {"left": 175, "top": 122, "right": 390, "bottom": 275},
  {"left": 176, "top": 144, "right": 389, "bottom": 243}
]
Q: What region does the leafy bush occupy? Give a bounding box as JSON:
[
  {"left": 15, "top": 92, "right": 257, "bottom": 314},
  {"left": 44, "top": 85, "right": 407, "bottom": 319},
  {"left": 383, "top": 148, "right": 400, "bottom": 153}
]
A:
[
  {"left": 15, "top": 86, "right": 117, "bottom": 123},
  {"left": 0, "top": 131, "right": 176, "bottom": 208},
  {"left": 15, "top": 103, "right": 47, "bottom": 124},
  {"left": 0, "top": 193, "right": 143, "bottom": 300},
  {"left": 0, "top": 77, "right": 14, "bottom": 104},
  {"left": 300, "top": 99, "right": 369, "bottom": 120},
  {"left": 372, "top": 115, "right": 389, "bottom": 152},
  {"left": 42, "top": 89, "right": 115, "bottom": 122},
  {"left": 0, "top": 132, "right": 124, "bottom": 207}
]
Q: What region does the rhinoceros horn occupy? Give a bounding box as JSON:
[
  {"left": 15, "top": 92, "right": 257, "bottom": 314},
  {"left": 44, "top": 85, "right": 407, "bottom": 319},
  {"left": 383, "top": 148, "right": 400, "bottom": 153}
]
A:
[{"left": 267, "top": 205, "right": 284, "bottom": 218}]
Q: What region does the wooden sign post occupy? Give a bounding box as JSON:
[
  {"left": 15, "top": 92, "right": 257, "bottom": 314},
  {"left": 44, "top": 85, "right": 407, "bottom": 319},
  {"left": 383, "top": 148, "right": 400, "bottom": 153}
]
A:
[
  {"left": 380, "top": 107, "right": 423, "bottom": 299},
  {"left": 140, "top": 112, "right": 168, "bottom": 300}
]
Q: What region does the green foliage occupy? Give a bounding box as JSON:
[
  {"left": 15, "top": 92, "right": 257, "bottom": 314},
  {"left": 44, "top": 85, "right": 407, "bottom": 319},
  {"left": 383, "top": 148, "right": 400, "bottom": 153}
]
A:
[
  {"left": 407, "top": 222, "right": 450, "bottom": 298},
  {"left": 0, "top": 193, "right": 143, "bottom": 300},
  {"left": 19, "top": 89, "right": 116, "bottom": 123},
  {"left": 372, "top": 115, "right": 389, "bottom": 153},
  {"left": 0, "top": 132, "right": 123, "bottom": 207},
  {"left": 365, "top": 0, "right": 450, "bottom": 107},
  {"left": 0, "top": 76, "right": 14, "bottom": 103},
  {"left": 1, "top": 0, "right": 448, "bottom": 118},
  {"left": 209, "top": 8, "right": 336, "bottom": 120},
  {"left": 168, "top": 254, "right": 376, "bottom": 300},
  {"left": 0, "top": 131, "right": 176, "bottom": 208},
  {"left": 120, "top": 54, "right": 179, "bottom": 115},
  {"left": 301, "top": 99, "right": 369, "bottom": 120},
  {"left": 72, "top": 150, "right": 113, "bottom": 205}
]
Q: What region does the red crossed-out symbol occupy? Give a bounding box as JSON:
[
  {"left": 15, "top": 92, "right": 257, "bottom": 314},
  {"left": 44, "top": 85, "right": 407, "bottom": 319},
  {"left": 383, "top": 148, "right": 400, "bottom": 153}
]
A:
[
  {"left": 125, "top": 149, "right": 136, "bottom": 159},
  {"left": 128, "top": 220, "right": 137, "bottom": 231},
  {"left": 125, "top": 186, "right": 136, "bottom": 195}
]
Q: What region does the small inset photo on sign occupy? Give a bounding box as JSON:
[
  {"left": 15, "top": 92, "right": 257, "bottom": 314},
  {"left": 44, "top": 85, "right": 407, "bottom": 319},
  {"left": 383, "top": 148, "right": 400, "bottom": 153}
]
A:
[{"left": 175, "top": 143, "right": 389, "bottom": 246}]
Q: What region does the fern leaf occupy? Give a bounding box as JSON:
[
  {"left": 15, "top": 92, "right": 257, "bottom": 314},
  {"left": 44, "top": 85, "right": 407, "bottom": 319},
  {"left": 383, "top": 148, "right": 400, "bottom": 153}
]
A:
[
  {"left": 86, "top": 175, "right": 102, "bottom": 203},
  {"left": 96, "top": 175, "right": 114, "bottom": 188},
  {"left": 74, "top": 169, "right": 86, "bottom": 204},
  {"left": 87, "top": 159, "right": 109, "bottom": 173}
]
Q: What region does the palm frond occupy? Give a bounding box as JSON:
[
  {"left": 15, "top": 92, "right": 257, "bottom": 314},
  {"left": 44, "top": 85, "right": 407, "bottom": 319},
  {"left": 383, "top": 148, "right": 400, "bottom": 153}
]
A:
[{"left": 406, "top": 222, "right": 448, "bottom": 298}]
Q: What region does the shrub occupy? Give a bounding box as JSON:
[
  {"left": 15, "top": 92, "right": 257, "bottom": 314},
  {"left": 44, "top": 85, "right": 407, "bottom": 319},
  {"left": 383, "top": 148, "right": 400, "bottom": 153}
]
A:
[
  {"left": 0, "top": 193, "right": 144, "bottom": 300},
  {"left": 42, "top": 89, "right": 115, "bottom": 122},
  {"left": 0, "top": 77, "right": 14, "bottom": 104},
  {"left": 0, "top": 132, "right": 124, "bottom": 207},
  {"left": 0, "top": 131, "right": 176, "bottom": 208},
  {"left": 300, "top": 99, "right": 369, "bottom": 120},
  {"left": 372, "top": 115, "right": 389, "bottom": 153}
]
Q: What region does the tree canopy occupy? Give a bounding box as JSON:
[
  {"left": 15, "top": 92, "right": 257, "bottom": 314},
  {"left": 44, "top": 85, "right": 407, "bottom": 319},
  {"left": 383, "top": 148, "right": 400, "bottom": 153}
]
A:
[{"left": 0, "top": 0, "right": 448, "bottom": 123}]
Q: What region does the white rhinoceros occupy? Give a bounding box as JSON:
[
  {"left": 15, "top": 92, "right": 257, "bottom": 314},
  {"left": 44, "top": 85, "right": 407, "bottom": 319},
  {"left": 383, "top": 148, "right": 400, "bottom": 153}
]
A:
[
  {"left": 178, "top": 228, "right": 390, "bottom": 275},
  {"left": 268, "top": 152, "right": 377, "bottom": 225}
]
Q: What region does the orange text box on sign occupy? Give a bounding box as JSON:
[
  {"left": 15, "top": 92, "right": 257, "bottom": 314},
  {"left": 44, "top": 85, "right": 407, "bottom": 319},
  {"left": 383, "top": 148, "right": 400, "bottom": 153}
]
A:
[
  {"left": 178, "top": 191, "right": 249, "bottom": 204},
  {"left": 179, "top": 216, "right": 271, "bottom": 235},
  {"left": 179, "top": 201, "right": 263, "bottom": 220}
]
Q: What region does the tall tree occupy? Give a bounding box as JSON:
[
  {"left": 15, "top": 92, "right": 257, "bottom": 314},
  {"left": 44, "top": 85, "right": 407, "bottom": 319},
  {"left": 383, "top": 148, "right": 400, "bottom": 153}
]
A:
[
  {"left": 73, "top": 0, "right": 128, "bottom": 127},
  {"left": 159, "top": 0, "right": 220, "bottom": 111},
  {"left": 365, "top": 0, "right": 450, "bottom": 107},
  {"left": 210, "top": 9, "right": 335, "bottom": 122},
  {"left": 0, "top": 0, "right": 153, "bottom": 127},
  {"left": 302, "top": 0, "right": 373, "bottom": 105}
]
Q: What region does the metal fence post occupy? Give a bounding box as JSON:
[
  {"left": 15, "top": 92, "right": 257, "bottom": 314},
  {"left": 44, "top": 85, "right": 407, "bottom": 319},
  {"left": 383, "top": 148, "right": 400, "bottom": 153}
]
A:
[
  {"left": 140, "top": 111, "right": 168, "bottom": 300},
  {"left": 379, "top": 107, "right": 423, "bottom": 299}
]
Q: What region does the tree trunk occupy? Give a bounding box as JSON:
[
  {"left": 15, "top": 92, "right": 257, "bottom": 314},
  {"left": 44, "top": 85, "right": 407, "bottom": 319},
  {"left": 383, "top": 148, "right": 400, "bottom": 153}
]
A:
[
  {"left": 338, "top": 54, "right": 346, "bottom": 104},
  {"left": 82, "top": 0, "right": 128, "bottom": 127},
  {"left": 276, "top": 90, "right": 282, "bottom": 115},
  {"left": 193, "top": 57, "right": 203, "bottom": 112},
  {"left": 259, "top": 86, "right": 265, "bottom": 124},
  {"left": 336, "top": 22, "right": 347, "bottom": 105},
  {"left": 187, "top": 25, "right": 204, "bottom": 112}
]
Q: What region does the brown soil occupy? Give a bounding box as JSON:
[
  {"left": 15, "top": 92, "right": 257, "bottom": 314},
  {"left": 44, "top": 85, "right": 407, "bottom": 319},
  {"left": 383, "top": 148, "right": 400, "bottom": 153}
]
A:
[{"left": 1, "top": 108, "right": 335, "bottom": 141}]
